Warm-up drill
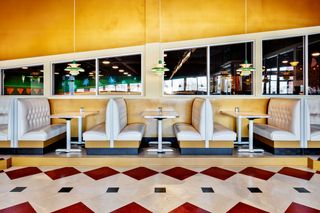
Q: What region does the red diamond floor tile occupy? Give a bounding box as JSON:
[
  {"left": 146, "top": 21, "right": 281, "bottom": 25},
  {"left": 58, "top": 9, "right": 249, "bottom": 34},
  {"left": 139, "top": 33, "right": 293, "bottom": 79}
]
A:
[
  {"left": 0, "top": 202, "right": 36, "bottom": 213},
  {"left": 285, "top": 202, "right": 320, "bottom": 213},
  {"left": 201, "top": 167, "right": 237, "bottom": 180},
  {"left": 227, "top": 202, "right": 269, "bottom": 213},
  {"left": 162, "top": 167, "right": 198, "bottom": 180},
  {"left": 51, "top": 202, "right": 94, "bottom": 213},
  {"left": 278, "top": 167, "right": 314, "bottom": 181},
  {"left": 169, "top": 202, "right": 211, "bottom": 213},
  {"left": 239, "top": 167, "right": 275, "bottom": 180},
  {"left": 123, "top": 167, "right": 158, "bottom": 180},
  {"left": 110, "top": 202, "right": 152, "bottom": 213},
  {"left": 317, "top": 171, "right": 320, "bottom": 174},
  {"left": 5, "top": 167, "right": 42, "bottom": 180},
  {"left": 45, "top": 167, "right": 81, "bottom": 180},
  {"left": 84, "top": 167, "right": 119, "bottom": 180}
]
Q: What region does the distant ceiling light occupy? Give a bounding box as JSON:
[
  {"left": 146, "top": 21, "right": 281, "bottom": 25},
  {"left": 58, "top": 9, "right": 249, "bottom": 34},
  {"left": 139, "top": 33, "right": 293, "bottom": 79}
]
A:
[
  {"left": 127, "top": 74, "right": 132, "bottom": 76},
  {"left": 290, "top": 61, "right": 299, "bottom": 67},
  {"left": 89, "top": 72, "right": 93, "bottom": 75},
  {"left": 22, "top": 66, "right": 28, "bottom": 70},
  {"left": 119, "top": 69, "right": 124, "bottom": 72},
  {"left": 163, "top": 53, "right": 167, "bottom": 57},
  {"left": 102, "top": 60, "right": 110, "bottom": 64},
  {"left": 54, "top": 72, "right": 59, "bottom": 75},
  {"left": 312, "top": 52, "right": 320, "bottom": 57},
  {"left": 123, "top": 72, "right": 128, "bottom": 75},
  {"left": 282, "top": 60, "right": 289, "bottom": 64},
  {"left": 112, "top": 66, "right": 119, "bottom": 69},
  {"left": 40, "top": 70, "right": 44, "bottom": 72},
  {"left": 66, "top": 74, "right": 70, "bottom": 77}
]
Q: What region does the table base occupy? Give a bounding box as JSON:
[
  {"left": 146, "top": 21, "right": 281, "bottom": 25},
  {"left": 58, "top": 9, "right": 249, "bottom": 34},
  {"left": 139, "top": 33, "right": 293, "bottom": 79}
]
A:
[
  {"left": 147, "top": 148, "right": 173, "bottom": 153},
  {"left": 234, "top": 141, "right": 250, "bottom": 145},
  {"left": 238, "top": 148, "right": 264, "bottom": 153},
  {"left": 71, "top": 141, "right": 85, "bottom": 145},
  {"left": 55, "top": 149, "right": 82, "bottom": 153},
  {"left": 149, "top": 141, "right": 171, "bottom": 145}
]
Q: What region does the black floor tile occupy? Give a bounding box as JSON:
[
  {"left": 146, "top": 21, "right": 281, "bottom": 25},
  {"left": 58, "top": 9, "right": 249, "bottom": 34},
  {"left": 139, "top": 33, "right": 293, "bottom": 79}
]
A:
[
  {"left": 10, "top": 187, "right": 26, "bottom": 192},
  {"left": 294, "top": 187, "right": 310, "bottom": 193},
  {"left": 106, "top": 187, "right": 119, "bottom": 193},
  {"left": 201, "top": 187, "right": 214, "bottom": 193},
  {"left": 248, "top": 187, "right": 262, "bottom": 193},
  {"left": 58, "top": 187, "right": 73, "bottom": 193},
  {"left": 154, "top": 187, "right": 166, "bottom": 193}
]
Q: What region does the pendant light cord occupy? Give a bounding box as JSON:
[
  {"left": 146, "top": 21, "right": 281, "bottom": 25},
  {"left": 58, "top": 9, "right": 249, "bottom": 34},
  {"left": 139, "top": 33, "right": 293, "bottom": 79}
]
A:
[
  {"left": 73, "top": 0, "right": 76, "bottom": 53},
  {"left": 244, "top": 0, "right": 247, "bottom": 61},
  {"left": 159, "top": 0, "right": 162, "bottom": 57}
]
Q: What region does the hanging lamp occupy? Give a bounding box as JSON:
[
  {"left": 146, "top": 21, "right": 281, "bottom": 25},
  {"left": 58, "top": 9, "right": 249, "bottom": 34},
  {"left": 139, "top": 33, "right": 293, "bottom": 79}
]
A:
[
  {"left": 65, "top": 0, "right": 84, "bottom": 76},
  {"left": 151, "top": 0, "right": 169, "bottom": 75},
  {"left": 237, "top": 0, "right": 255, "bottom": 76}
]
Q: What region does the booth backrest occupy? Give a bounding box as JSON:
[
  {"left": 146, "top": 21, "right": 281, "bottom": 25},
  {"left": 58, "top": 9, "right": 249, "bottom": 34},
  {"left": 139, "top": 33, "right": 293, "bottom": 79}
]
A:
[
  {"left": 0, "top": 97, "right": 12, "bottom": 125},
  {"left": 192, "top": 98, "right": 213, "bottom": 139},
  {"left": 17, "top": 98, "right": 50, "bottom": 139},
  {"left": 110, "top": 98, "right": 128, "bottom": 138},
  {"left": 267, "top": 98, "right": 300, "bottom": 137},
  {"left": 306, "top": 99, "right": 320, "bottom": 125}
]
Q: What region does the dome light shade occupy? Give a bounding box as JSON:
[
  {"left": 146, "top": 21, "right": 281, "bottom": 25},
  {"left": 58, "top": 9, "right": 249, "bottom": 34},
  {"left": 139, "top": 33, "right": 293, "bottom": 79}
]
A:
[
  {"left": 152, "top": 60, "right": 169, "bottom": 75},
  {"left": 237, "top": 60, "right": 255, "bottom": 76},
  {"left": 64, "top": 60, "right": 85, "bottom": 76}
]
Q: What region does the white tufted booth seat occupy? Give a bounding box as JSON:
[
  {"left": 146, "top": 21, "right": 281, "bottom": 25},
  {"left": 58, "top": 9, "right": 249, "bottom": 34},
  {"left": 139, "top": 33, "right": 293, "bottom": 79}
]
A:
[
  {"left": 0, "top": 97, "right": 14, "bottom": 142},
  {"left": 212, "top": 123, "right": 236, "bottom": 141},
  {"left": 174, "top": 98, "right": 207, "bottom": 142},
  {"left": 83, "top": 123, "right": 108, "bottom": 141},
  {"left": 306, "top": 99, "right": 320, "bottom": 143},
  {"left": 17, "top": 98, "right": 66, "bottom": 141},
  {"left": 253, "top": 98, "right": 300, "bottom": 141},
  {"left": 111, "top": 98, "right": 145, "bottom": 141}
]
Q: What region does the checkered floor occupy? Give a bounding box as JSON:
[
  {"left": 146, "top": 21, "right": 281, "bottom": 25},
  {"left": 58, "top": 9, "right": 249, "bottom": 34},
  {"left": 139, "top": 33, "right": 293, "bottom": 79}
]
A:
[{"left": 0, "top": 166, "right": 320, "bottom": 212}]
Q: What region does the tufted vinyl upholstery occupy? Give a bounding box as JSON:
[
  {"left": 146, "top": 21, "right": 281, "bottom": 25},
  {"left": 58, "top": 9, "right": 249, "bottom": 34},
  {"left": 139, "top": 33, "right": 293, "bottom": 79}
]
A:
[
  {"left": 0, "top": 97, "right": 14, "bottom": 141},
  {"left": 306, "top": 99, "right": 320, "bottom": 141},
  {"left": 253, "top": 98, "right": 300, "bottom": 141},
  {"left": 17, "top": 98, "right": 66, "bottom": 141}
]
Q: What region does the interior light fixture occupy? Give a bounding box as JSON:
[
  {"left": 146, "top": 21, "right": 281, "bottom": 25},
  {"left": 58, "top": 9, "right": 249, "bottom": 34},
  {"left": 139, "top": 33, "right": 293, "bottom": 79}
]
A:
[
  {"left": 112, "top": 66, "right": 119, "bottom": 69},
  {"left": 64, "top": 0, "right": 84, "bottom": 76},
  {"left": 123, "top": 72, "right": 128, "bottom": 75},
  {"left": 119, "top": 69, "right": 124, "bottom": 72},
  {"left": 54, "top": 72, "right": 59, "bottom": 75},
  {"left": 127, "top": 74, "right": 132, "bottom": 76},
  {"left": 290, "top": 61, "right": 299, "bottom": 67},
  {"left": 237, "top": 0, "right": 256, "bottom": 77},
  {"left": 151, "top": 0, "right": 169, "bottom": 75},
  {"left": 65, "top": 60, "right": 84, "bottom": 76},
  {"left": 22, "top": 66, "right": 28, "bottom": 70},
  {"left": 312, "top": 52, "right": 320, "bottom": 57},
  {"left": 102, "top": 60, "right": 110, "bottom": 64},
  {"left": 282, "top": 60, "right": 289, "bottom": 64}
]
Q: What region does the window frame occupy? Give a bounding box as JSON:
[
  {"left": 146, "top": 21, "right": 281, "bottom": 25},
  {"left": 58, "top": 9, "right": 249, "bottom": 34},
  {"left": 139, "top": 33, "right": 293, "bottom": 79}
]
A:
[{"left": 0, "top": 63, "right": 45, "bottom": 96}]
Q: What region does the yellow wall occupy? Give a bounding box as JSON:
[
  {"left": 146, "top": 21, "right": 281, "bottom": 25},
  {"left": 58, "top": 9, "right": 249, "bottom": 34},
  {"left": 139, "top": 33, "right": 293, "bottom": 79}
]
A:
[{"left": 1, "top": 0, "right": 320, "bottom": 60}]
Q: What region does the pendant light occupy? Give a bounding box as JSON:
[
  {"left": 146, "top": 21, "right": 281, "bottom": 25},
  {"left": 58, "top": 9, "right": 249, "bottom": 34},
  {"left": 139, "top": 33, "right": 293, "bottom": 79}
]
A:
[
  {"left": 64, "top": 0, "right": 84, "bottom": 76},
  {"left": 236, "top": 0, "right": 255, "bottom": 76},
  {"left": 151, "top": 0, "right": 169, "bottom": 75}
]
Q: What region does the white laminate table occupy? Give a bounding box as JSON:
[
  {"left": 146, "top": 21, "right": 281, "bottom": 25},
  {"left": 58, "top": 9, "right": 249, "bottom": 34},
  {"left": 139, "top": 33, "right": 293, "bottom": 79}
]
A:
[
  {"left": 221, "top": 111, "right": 270, "bottom": 153},
  {"left": 143, "top": 111, "right": 179, "bottom": 153},
  {"left": 50, "top": 111, "right": 99, "bottom": 153}
]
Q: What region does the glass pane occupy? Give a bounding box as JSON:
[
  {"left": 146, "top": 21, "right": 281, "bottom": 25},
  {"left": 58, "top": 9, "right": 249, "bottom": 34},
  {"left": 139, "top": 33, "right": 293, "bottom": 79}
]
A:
[
  {"left": 98, "top": 55, "right": 142, "bottom": 95},
  {"left": 164, "top": 47, "right": 207, "bottom": 95},
  {"left": 262, "top": 36, "right": 304, "bottom": 95},
  {"left": 53, "top": 59, "right": 96, "bottom": 95},
  {"left": 308, "top": 33, "right": 320, "bottom": 95},
  {"left": 2, "top": 65, "right": 44, "bottom": 95},
  {"left": 210, "top": 42, "right": 253, "bottom": 95}
]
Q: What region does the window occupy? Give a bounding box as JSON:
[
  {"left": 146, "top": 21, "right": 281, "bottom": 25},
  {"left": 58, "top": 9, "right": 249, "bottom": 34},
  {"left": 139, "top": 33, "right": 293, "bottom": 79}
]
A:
[
  {"left": 262, "top": 36, "right": 304, "bottom": 95},
  {"left": 53, "top": 59, "right": 96, "bottom": 95},
  {"left": 1, "top": 65, "right": 44, "bottom": 95},
  {"left": 308, "top": 34, "right": 320, "bottom": 95},
  {"left": 164, "top": 47, "right": 207, "bottom": 95},
  {"left": 98, "top": 54, "right": 142, "bottom": 95},
  {"left": 210, "top": 42, "right": 253, "bottom": 95}
]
